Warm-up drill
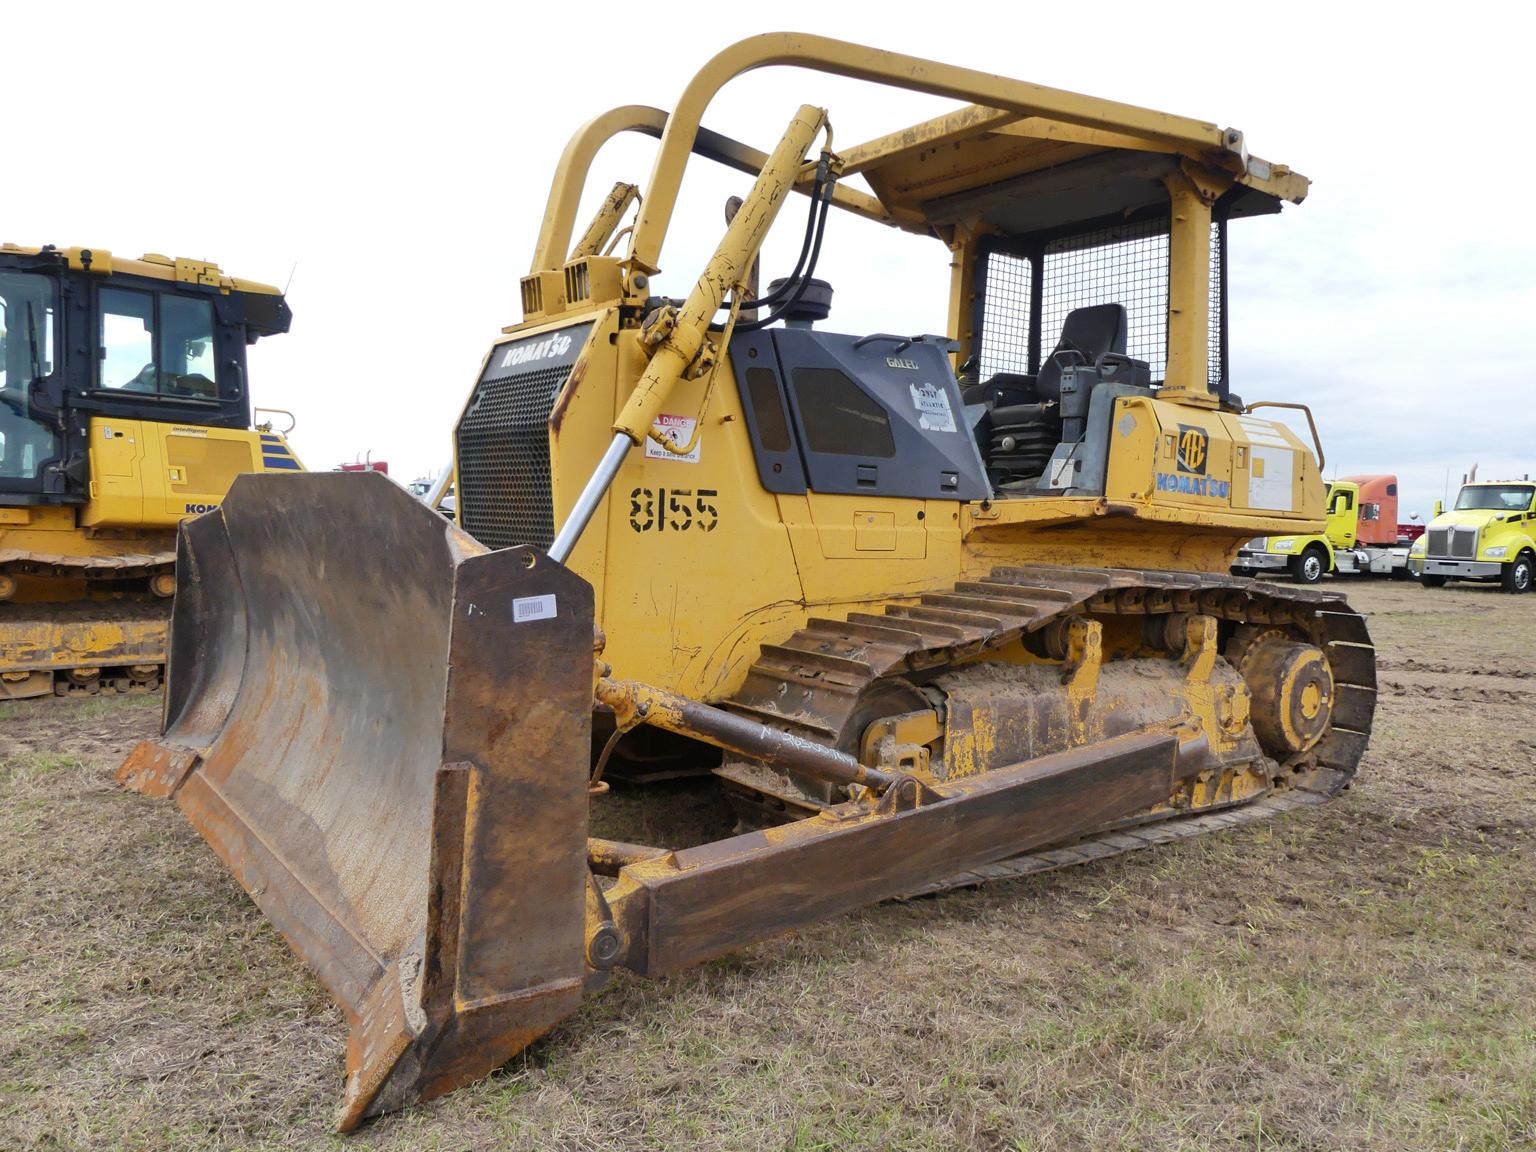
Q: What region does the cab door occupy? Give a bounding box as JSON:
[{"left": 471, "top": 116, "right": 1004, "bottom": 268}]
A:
[
  {"left": 0, "top": 263, "right": 64, "bottom": 497},
  {"left": 1326, "top": 484, "right": 1358, "bottom": 547}
]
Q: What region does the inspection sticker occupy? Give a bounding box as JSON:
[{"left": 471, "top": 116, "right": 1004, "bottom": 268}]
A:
[
  {"left": 512, "top": 594, "right": 558, "bottom": 622},
  {"left": 644, "top": 413, "right": 700, "bottom": 463},
  {"left": 909, "top": 382, "right": 957, "bottom": 433}
]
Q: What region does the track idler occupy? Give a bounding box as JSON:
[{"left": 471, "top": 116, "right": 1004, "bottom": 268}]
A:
[{"left": 1239, "top": 634, "right": 1334, "bottom": 756}]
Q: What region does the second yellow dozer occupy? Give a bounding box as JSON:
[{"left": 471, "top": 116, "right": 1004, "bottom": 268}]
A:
[
  {"left": 121, "top": 34, "right": 1375, "bottom": 1129},
  {"left": 0, "top": 243, "right": 300, "bottom": 698}
]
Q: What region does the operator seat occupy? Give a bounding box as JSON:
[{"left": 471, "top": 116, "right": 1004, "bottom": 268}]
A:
[
  {"left": 977, "top": 304, "right": 1130, "bottom": 485},
  {"left": 1036, "top": 304, "right": 1128, "bottom": 401},
  {"left": 963, "top": 304, "right": 1129, "bottom": 409}
]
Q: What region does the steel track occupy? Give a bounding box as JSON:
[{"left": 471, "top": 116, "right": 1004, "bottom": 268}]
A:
[{"left": 719, "top": 565, "right": 1376, "bottom": 890}]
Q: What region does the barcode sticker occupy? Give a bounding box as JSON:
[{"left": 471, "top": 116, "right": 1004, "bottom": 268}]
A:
[{"left": 512, "top": 594, "right": 557, "bottom": 622}]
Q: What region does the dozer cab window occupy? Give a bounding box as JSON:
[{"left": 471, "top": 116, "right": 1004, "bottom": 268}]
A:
[
  {"left": 99, "top": 288, "right": 155, "bottom": 391},
  {"left": 161, "top": 295, "right": 217, "bottom": 396},
  {"left": 99, "top": 287, "right": 218, "bottom": 398},
  {"left": 1456, "top": 485, "right": 1536, "bottom": 512},
  {"left": 978, "top": 251, "right": 1032, "bottom": 378},
  {"left": 967, "top": 213, "right": 1228, "bottom": 498},
  {"left": 730, "top": 328, "right": 988, "bottom": 502},
  {"left": 1044, "top": 221, "right": 1180, "bottom": 385},
  {"left": 975, "top": 216, "right": 1225, "bottom": 389},
  {"left": 0, "top": 271, "right": 60, "bottom": 482},
  {"left": 789, "top": 368, "right": 896, "bottom": 458},
  {"left": 743, "top": 368, "right": 793, "bottom": 453}
]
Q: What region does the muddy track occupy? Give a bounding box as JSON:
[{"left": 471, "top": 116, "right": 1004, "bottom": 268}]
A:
[{"left": 722, "top": 565, "right": 1377, "bottom": 893}]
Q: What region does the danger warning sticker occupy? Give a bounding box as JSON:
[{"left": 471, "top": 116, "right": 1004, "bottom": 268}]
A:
[
  {"left": 909, "top": 382, "right": 957, "bottom": 433},
  {"left": 644, "top": 413, "right": 700, "bottom": 463}
]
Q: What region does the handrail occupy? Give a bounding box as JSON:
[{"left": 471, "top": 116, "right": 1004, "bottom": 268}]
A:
[
  {"left": 253, "top": 406, "right": 296, "bottom": 434},
  {"left": 1245, "top": 401, "right": 1325, "bottom": 473}
]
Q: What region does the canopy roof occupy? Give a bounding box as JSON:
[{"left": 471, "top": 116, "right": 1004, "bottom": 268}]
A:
[{"left": 845, "top": 105, "right": 1308, "bottom": 239}]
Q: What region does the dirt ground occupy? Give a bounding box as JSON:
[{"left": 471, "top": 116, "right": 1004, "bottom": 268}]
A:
[{"left": 2, "top": 579, "right": 1534, "bottom": 1151}]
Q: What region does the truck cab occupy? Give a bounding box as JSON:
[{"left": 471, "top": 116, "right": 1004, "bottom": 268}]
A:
[
  {"left": 1409, "top": 481, "right": 1536, "bottom": 593},
  {"left": 1234, "top": 474, "right": 1409, "bottom": 583}
]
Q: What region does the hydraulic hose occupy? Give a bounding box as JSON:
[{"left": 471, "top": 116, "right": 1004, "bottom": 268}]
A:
[
  {"left": 737, "top": 165, "right": 829, "bottom": 310},
  {"left": 734, "top": 176, "right": 836, "bottom": 332}
]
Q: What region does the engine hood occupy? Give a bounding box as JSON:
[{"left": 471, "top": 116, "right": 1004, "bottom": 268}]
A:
[{"left": 1429, "top": 510, "right": 1506, "bottom": 531}]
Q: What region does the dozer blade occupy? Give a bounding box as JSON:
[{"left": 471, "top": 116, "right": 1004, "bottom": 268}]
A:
[{"left": 118, "top": 472, "right": 596, "bottom": 1129}]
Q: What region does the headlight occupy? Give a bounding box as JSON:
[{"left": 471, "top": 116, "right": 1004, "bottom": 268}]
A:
[
  {"left": 1271, "top": 538, "right": 1296, "bottom": 552},
  {"left": 1410, "top": 538, "right": 1426, "bottom": 555},
  {"left": 1484, "top": 545, "right": 1508, "bottom": 558}
]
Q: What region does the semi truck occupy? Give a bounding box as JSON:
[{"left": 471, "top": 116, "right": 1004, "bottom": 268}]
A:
[
  {"left": 1234, "top": 474, "right": 1411, "bottom": 583},
  {"left": 1409, "top": 479, "right": 1536, "bottom": 592}
]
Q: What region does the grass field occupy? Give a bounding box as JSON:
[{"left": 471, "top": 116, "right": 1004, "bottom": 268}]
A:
[{"left": 3, "top": 581, "right": 1534, "bottom": 1151}]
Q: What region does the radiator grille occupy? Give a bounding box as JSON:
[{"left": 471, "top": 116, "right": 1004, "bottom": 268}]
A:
[
  {"left": 1427, "top": 526, "right": 1479, "bottom": 559},
  {"left": 455, "top": 362, "right": 572, "bottom": 551}
]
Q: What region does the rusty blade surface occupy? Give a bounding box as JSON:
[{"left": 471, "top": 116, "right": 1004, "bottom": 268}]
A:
[{"left": 118, "top": 472, "right": 595, "bottom": 1129}]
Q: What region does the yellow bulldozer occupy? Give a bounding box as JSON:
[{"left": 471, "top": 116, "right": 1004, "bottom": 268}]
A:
[
  {"left": 0, "top": 244, "right": 301, "bottom": 698},
  {"left": 120, "top": 34, "right": 1375, "bottom": 1130}
]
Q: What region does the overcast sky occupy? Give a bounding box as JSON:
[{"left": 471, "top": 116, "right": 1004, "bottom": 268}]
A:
[{"left": 8, "top": 4, "right": 1531, "bottom": 518}]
